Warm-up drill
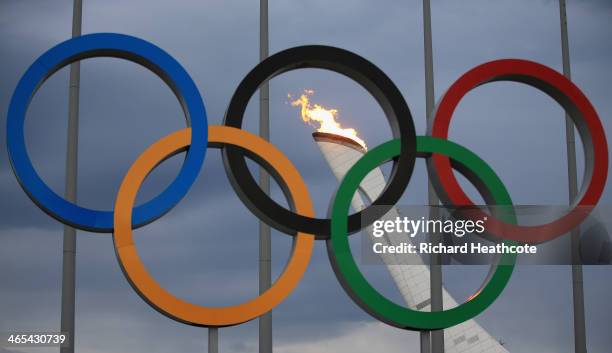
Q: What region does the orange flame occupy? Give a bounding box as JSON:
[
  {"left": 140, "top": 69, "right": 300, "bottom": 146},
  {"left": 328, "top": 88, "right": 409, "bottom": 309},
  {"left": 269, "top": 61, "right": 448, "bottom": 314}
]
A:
[{"left": 290, "top": 90, "right": 367, "bottom": 150}]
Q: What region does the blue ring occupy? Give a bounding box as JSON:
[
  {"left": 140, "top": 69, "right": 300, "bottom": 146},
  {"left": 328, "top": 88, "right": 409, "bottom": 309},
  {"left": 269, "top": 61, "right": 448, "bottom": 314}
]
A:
[{"left": 6, "top": 33, "right": 208, "bottom": 232}]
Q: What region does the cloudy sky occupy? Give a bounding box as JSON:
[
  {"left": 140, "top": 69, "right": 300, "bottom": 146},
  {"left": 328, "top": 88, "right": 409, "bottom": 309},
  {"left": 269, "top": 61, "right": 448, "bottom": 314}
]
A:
[{"left": 1, "top": 0, "right": 611, "bottom": 352}]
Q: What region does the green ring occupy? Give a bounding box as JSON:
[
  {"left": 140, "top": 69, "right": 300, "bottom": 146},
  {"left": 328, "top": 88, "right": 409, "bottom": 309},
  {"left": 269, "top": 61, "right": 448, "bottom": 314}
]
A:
[{"left": 328, "top": 136, "right": 517, "bottom": 330}]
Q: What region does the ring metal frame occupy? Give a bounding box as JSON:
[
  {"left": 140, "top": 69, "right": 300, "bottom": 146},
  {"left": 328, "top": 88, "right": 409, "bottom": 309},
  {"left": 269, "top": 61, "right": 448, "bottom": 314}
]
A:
[
  {"left": 223, "top": 45, "right": 417, "bottom": 238},
  {"left": 6, "top": 33, "right": 208, "bottom": 232},
  {"left": 328, "top": 136, "right": 517, "bottom": 330},
  {"left": 113, "top": 126, "right": 314, "bottom": 327},
  {"left": 428, "top": 59, "right": 608, "bottom": 243}
]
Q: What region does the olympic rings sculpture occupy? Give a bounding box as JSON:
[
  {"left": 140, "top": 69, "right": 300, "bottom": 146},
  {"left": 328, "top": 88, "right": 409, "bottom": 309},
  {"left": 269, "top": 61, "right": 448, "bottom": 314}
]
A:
[{"left": 6, "top": 33, "right": 608, "bottom": 330}]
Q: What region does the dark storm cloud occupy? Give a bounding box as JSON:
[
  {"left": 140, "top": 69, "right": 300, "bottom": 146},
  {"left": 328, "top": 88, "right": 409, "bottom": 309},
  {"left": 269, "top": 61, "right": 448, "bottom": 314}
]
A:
[{"left": 2, "top": 0, "right": 612, "bottom": 352}]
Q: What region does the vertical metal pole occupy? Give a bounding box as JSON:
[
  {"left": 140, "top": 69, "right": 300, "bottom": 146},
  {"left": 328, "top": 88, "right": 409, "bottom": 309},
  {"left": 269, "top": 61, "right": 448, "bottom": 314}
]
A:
[
  {"left": 208, "top": 328, "right": 218, "bottom": 353},
  {"left": 60, "top": 1, "right": 82, "bottom": 353},
  {"left": 420, "top": 331, "right": 431, "bottom": 353},
  {"left": 60, "top": 0, "right": 83, "bottom": 353},
  {"left": 422, "top": 0, "right": 444, "bottom": 352},
  {"left": 258, "top": 0, "right": 272, "bottom": 353},
  {"left": 559, "top": 1, "right": 587, "bottom": 352}
]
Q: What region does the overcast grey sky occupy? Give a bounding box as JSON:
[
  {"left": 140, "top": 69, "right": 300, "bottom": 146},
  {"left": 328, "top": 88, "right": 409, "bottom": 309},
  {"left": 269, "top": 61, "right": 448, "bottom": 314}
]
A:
[{"left": 1, "top": 0, "right": 611, "bottom": 352}]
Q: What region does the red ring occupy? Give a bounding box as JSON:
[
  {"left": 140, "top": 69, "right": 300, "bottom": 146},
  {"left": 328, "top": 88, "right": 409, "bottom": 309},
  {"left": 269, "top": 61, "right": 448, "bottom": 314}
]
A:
[{"left": 430, "top": 59, "right": 608, "bottom": 243}]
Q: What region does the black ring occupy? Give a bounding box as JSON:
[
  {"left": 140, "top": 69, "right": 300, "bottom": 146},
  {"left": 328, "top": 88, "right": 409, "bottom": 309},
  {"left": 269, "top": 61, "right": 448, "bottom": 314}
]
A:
[{"left": 222, "top": 45, "right": 417, "bottom": 238}]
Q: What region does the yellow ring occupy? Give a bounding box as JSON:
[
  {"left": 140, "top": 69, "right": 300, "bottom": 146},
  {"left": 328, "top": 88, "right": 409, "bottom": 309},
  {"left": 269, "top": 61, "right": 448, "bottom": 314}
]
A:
[{"left": 113, "top": 126, "right": 315, "bottom": 327}]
